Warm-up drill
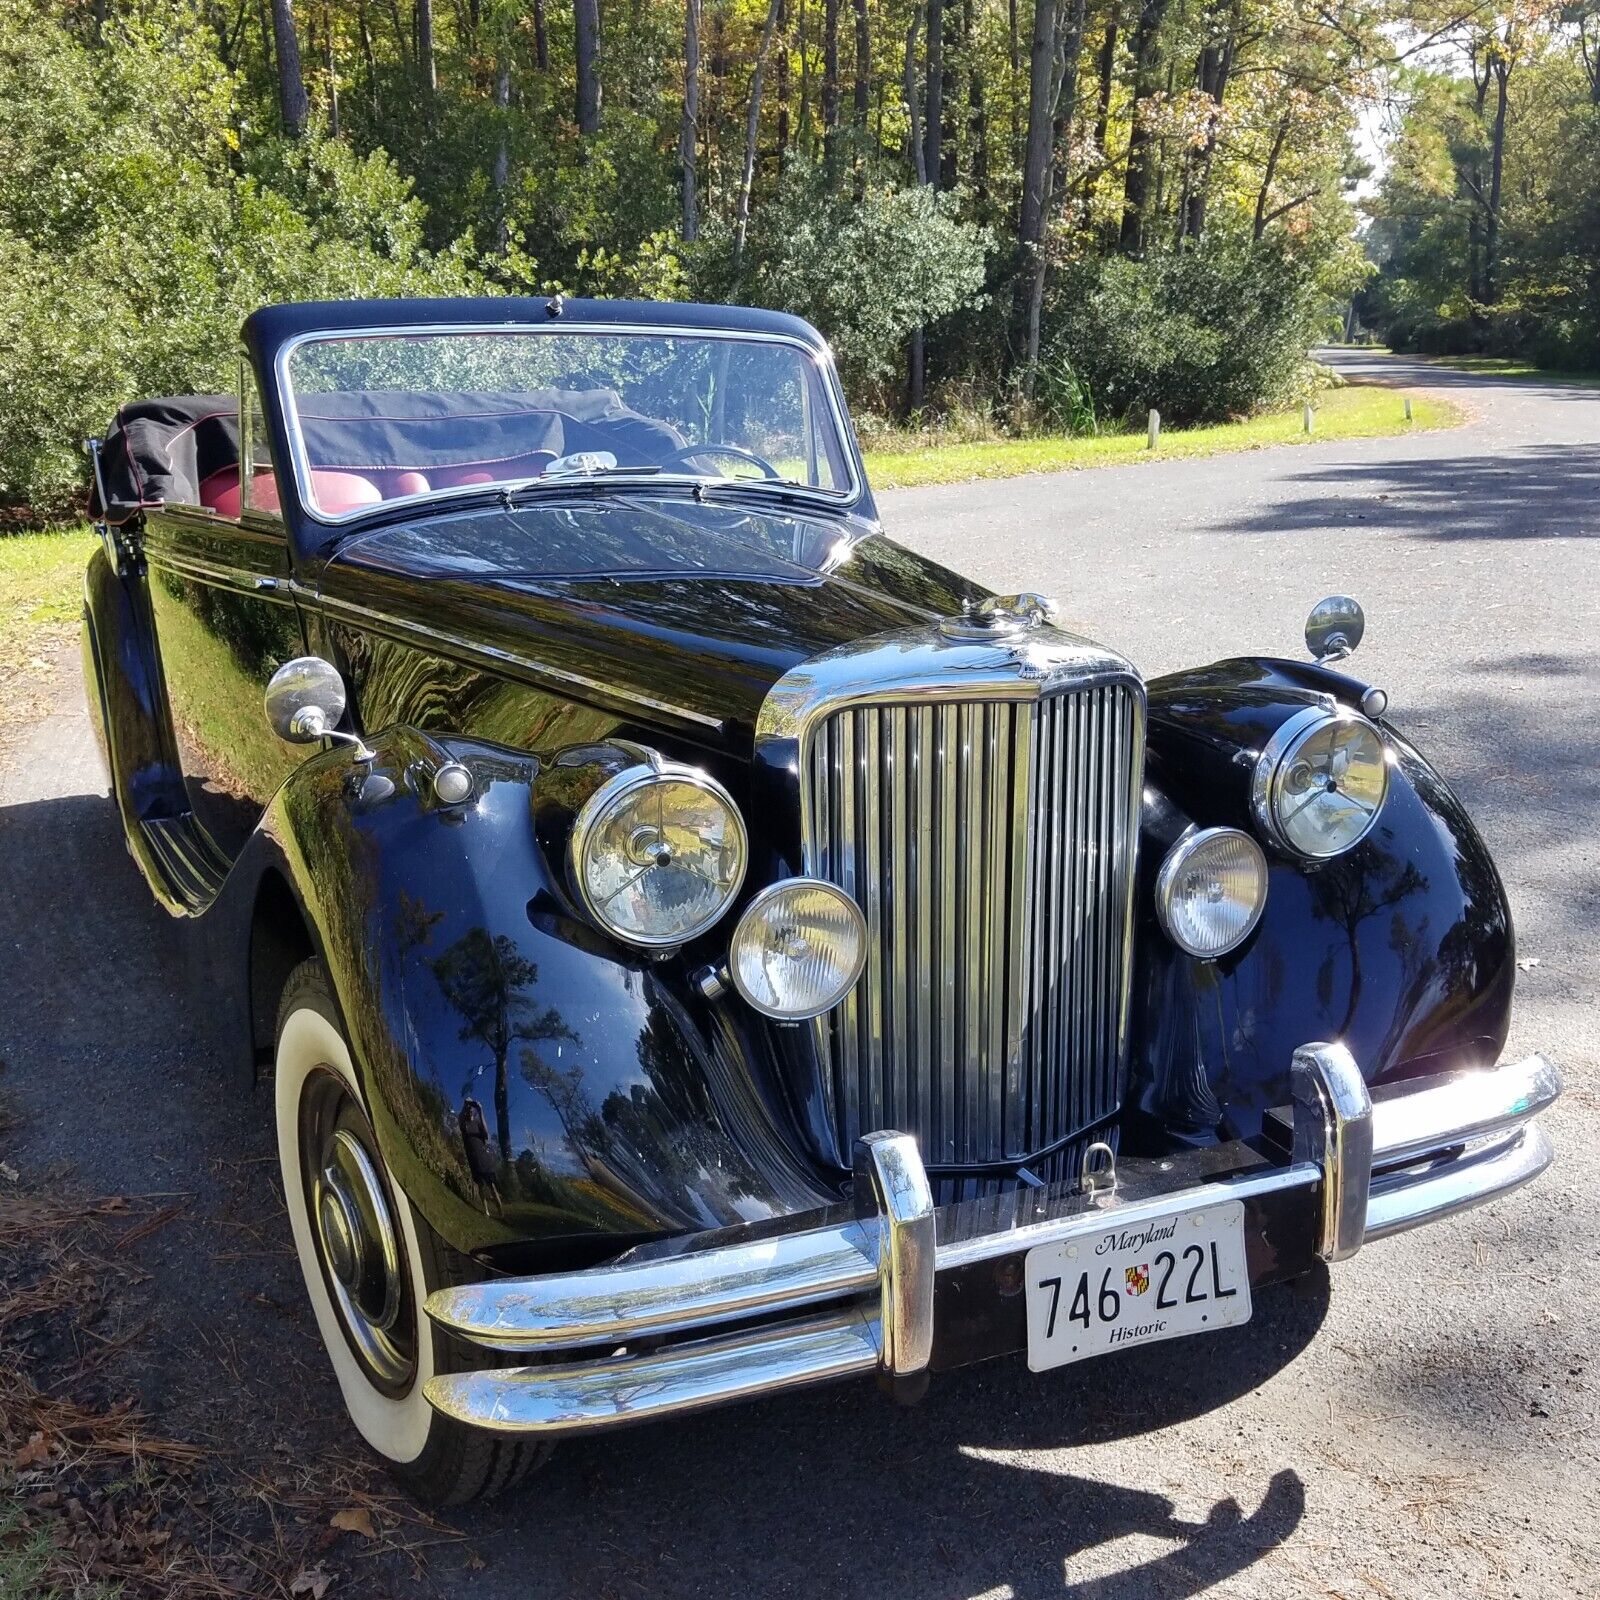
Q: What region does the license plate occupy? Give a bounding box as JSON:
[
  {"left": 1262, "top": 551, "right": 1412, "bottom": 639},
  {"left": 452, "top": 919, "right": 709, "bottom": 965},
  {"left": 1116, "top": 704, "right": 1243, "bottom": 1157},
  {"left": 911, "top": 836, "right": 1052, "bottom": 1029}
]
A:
[{"left": 1024, "top": 1198, "right": 1252, "bottom": 1372}]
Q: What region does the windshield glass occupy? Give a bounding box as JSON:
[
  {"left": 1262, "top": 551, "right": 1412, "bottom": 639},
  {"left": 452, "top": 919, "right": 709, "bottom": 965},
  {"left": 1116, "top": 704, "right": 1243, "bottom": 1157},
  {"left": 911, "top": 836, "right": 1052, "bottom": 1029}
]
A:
[{"left": 279, "top": 327, "right": 856, "bottom": 520}]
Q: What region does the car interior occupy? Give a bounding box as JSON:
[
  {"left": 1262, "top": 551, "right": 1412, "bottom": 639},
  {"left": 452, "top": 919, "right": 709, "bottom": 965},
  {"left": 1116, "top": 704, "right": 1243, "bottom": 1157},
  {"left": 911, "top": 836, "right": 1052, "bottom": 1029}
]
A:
[{"left": 90, "top": 390, "right": 688, "bottom": 523}]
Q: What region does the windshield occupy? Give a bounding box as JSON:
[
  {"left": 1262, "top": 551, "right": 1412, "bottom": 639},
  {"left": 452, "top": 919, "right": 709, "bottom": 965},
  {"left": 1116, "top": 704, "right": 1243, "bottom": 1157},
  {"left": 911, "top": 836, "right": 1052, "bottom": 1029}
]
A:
[{"left": 278, "top": 326, "right": 857, "bottom": 520}]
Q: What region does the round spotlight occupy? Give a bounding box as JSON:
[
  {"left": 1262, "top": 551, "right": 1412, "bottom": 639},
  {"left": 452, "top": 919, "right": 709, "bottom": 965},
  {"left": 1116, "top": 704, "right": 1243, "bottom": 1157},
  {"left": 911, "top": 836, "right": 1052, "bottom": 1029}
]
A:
[
  {"left": 1155, "top": 827, "right": 1269, "bottom": 959},
  {"left": 727, "top": 879, "right": 867, "bottom": 1020}
]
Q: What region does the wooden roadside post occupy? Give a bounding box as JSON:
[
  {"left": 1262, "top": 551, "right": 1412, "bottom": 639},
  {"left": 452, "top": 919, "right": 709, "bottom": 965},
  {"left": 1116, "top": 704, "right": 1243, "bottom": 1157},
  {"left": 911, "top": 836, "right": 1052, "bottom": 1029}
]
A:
[
  {"left": 1405, "top": 396, "right": 1413, "bottom": 422},
  {"left": 1147, "top": 409, "right": 1160, "bottom": 450},
  {"left": 1303, "top": 402, "right": 1315, "bottom": 434}
]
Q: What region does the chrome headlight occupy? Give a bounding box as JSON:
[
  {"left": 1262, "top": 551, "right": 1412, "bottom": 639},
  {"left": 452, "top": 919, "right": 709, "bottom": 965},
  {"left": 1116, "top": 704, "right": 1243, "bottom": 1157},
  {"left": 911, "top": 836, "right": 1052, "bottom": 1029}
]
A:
[
  {"left": 727, "top": 879, "right": 867, "bottom": 1019},
  {"left": 1252, "top": 706, "right": 1389, "bottom": 859},
  {"left": 1155, "top": 828, "right": 1269, "bottom": 958},
  {"left": 569, "top": 762, "right": 747, "bottom": 947}
]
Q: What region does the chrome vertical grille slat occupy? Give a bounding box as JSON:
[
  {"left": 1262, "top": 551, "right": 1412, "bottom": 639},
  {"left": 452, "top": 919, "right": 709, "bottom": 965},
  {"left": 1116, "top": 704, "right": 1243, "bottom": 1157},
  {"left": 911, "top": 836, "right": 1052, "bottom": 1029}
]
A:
[{"left": 803, "top": 678, "right": 1144, "bottom": 1173}]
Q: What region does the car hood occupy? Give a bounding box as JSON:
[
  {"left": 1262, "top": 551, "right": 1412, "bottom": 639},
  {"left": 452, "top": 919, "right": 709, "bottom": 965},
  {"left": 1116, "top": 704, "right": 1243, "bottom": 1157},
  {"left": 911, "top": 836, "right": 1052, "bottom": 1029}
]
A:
[{"left": 309, "top": 495, "right": 982, "bottom": 750}]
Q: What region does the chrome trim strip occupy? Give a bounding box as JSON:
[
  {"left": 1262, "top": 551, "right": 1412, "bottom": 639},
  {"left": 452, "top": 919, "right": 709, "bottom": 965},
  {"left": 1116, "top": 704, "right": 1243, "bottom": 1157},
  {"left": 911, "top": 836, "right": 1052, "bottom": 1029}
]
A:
[
  {"left": 142, "top": 548, "right": 298, "bottom": 602},
  {"left": 1365, "top": 1124, "right": 1553, "bottom": 1240},
  {"left": 423, "top": 1306, "right": 882, "bottom": 1434},
  {"left": 425, "top": 1221, "right": 877, "bottom": 1351},
  {"left": 1370, "top": 1053, "right": 1561, "bottom": 1169},
  {"left": 272, "top": 321, "right": 866, "bottom": 527},
  {"left": 931, "top": 1161, "right": 1322, "bottom": 1271}
]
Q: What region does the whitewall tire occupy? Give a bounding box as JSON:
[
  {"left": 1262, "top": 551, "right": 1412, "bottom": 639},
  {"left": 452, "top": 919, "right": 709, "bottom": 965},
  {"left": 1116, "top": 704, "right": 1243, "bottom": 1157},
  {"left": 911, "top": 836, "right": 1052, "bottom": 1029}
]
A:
[{"left": 274, "top": 960, "right": 547, "bottom": 1503}]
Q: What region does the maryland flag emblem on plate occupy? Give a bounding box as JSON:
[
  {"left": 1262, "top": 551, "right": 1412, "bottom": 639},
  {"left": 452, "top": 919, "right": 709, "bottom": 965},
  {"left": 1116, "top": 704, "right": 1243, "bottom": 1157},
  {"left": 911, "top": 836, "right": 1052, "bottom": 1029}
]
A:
[{"left": 1125, "top": 1264, "right": 1150, "bottom": 1296}]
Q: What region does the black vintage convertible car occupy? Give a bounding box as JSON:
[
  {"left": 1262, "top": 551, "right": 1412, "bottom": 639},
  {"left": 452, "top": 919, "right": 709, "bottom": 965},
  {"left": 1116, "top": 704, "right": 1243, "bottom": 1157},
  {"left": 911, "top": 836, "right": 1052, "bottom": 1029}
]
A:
[{"left": 82, "top": 297, "right": 1559, "bottom": 1504}]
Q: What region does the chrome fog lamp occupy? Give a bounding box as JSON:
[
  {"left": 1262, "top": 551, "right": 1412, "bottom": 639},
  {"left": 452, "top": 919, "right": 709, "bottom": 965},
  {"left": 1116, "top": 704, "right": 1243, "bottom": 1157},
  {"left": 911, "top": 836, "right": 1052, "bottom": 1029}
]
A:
[
  {"left": 1156, "top": 828, "right": 1269, "bottom": 959},
  {"left": 569, "top": 763, "right": 747, "bottom": 948},
  {"left": 728, "top": 879, "right": 868, "bottom": 1019},
  {"left": 1253, "top": 707, "right": 1389, "bottom": 859}
]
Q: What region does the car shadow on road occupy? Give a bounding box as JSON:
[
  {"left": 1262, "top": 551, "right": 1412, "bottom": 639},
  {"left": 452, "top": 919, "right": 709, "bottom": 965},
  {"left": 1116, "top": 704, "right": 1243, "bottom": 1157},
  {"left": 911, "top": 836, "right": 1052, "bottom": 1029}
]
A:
[
  {"left": 438, "top": 1274, "right": 1326, "bottom": 1599},
  {"left": 1209, "top": 444, "right": 1600, "bottom": 542}
]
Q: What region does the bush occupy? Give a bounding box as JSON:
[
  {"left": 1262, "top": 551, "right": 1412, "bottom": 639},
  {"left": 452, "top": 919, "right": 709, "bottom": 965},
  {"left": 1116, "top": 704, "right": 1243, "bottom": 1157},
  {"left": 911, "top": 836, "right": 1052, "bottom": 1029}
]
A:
[
  {"left": 1046, "top": 240, "right": 1327, "bottom": 425},
  {"left": 703, "top": 159, "right": 992, "bottom": 399},
  {"left": 0, "top": 0, "right": 482, "bottom": 518}
]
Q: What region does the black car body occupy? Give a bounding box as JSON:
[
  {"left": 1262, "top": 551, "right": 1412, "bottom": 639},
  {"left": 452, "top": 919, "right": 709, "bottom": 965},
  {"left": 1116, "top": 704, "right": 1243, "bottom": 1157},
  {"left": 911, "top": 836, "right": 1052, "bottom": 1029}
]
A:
[{"left": 81, "top": 297, "right": 1559, "bottom": 1502}]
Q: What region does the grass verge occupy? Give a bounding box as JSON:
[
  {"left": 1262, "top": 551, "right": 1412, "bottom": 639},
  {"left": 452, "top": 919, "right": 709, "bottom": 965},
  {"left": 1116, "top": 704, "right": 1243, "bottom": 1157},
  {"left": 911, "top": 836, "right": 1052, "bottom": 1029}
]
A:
[
  {"left": 1415, "top": 354, "right": 1600, "bottom": 388},
  {"left": 0, "top": 528, "right": 95, "bottom": 759},
  {"left": 861, "top": 385, "right": 1460, "bottom": 490}
]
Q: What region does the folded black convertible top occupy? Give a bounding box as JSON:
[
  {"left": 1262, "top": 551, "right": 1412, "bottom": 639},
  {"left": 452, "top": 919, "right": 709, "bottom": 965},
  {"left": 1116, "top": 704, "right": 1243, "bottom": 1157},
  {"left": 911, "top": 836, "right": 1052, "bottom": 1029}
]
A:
[{"left": 90, "top": 389, "right": 682, "bottom": 524}]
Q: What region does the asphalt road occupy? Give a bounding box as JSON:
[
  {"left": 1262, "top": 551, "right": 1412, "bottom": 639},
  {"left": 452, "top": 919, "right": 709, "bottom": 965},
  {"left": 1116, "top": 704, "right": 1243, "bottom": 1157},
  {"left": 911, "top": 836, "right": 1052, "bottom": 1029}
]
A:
[{"left": 2, "top": 350, "right": 1596, "bottom": 1597}]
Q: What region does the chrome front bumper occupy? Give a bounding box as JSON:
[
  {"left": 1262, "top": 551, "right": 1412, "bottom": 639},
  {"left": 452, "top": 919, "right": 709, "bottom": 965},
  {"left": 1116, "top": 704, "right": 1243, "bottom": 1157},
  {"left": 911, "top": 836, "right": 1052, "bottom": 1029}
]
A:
[{"left": 423, "top": 1046, "right": 1559, "bottom": 1435}]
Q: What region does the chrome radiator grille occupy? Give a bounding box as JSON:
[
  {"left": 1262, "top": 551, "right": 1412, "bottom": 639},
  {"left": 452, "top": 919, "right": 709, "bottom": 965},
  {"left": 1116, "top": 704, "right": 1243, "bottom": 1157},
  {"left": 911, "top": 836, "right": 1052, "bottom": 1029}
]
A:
[{"left": 802, "top": 683, "right": 1144, "bottom": 1173}]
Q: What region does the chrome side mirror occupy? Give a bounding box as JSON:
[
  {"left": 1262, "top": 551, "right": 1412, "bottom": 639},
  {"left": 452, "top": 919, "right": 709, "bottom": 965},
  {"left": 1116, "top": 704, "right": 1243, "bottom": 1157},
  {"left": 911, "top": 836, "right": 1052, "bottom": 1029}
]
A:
[
  {"left": 265, "top": 657, "right": 373, "bottom": 760},
  {"left": 1305, "top": 596, "right": 1365, "bottom": 663}
]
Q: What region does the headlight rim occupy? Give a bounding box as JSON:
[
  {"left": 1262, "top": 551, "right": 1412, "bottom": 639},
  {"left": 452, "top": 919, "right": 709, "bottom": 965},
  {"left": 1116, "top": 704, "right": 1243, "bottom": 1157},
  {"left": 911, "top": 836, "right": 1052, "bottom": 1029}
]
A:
[
  {"left": 1251, "top": 704, "right": 1388, "bottom": 860},
  {"left": 727, "top": 877, "right": 869, "bottom": 1020},
  {"left": 1154, "top": 825, "right": 1270, "bottom": 959},
  {"left": 568, "top": 760, "right": 749, "bottom": 949}
]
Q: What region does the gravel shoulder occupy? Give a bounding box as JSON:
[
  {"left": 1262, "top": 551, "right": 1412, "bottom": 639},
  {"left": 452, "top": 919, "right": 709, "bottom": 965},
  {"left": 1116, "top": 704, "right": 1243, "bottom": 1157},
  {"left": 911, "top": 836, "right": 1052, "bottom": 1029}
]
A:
[{"left": 2, "top": 349, "right": 1596, "bottom": 1598}]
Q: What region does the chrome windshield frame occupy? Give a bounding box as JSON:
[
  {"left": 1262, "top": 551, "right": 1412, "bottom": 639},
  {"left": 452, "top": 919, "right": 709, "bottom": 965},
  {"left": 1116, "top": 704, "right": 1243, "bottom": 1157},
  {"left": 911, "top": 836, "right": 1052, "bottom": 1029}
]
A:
[{"left": 271, "top": 320, "right": 868, "bottom": 528}]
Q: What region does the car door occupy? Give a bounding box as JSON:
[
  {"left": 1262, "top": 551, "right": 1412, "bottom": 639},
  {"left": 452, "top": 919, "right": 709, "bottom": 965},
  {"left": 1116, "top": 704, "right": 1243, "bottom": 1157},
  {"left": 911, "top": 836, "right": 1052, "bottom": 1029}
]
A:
[{"left": 138, "top": 380, "right": 310, "bottom": 860}]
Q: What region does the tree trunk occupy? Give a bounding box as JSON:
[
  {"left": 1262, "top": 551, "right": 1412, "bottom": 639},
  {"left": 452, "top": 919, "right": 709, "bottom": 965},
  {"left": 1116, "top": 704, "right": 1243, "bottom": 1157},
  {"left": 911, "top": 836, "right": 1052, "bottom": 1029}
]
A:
[
  {"left": 357, "top": 1, "right": 378, "bottom": 113},
  {"left": 680, "top": 0, "right": 701, "bottom": 239},
  {"left": 1252, "top": 110, "right": 1286, "bottom": 241},
  {"left": 1484, "top": 57, "right": 1510, "bottom": 305},
  {"left": 1021, "top": 0, "right": 1085, "bottom": 384},
  {"left": 416, "top": 0, "right": 436, "bottom": 92},
  {"left": 924, "top": 0, "right": 944, "bottom": 187},
  {"left": 823, "top": 0, "right": 840, "bottom": 173},
  {"left": 1092, "top": 4, "right": 1117, "bottom": 159},
  {"left": 1118, "top": 0, "right": 1169, "bottom": 254},
  {"left": 1018, "top": 0, "right": 1054, "bottom": 246},
  {"left": 852, "top": 0, "right": 870, "bottom": 124},
  {"left": 965, "top": 0, "right": 987, "bottom": 199},
  {"left": 776, "top": 0, "right": 791, "bottom": 159},
  {"left": 1181, "top": 5, "right": 1236, "bottom": 241},
  {"left": 735, "top": 0, "right": 784, "bottom": 262},
  {"left": 1008, "top": 0, "right": 1020, "bottom": 173},
  {"left": 534, "top": 0, "right": 549, "bottom": 69},
  {"left": 904, "top": 5, "right": 927, "bottom": 184},
  {"left": 323, "top": 2, "right": 340, "bottom": 135},
  {"left": 493, "top": 57, "right": 511, "bottom": 251},
  {"left": 270, "top": 0, "right": 310, "bottom": 136},
  {"left": 574, "top": 0, "right": 601, "bottom": 132}
]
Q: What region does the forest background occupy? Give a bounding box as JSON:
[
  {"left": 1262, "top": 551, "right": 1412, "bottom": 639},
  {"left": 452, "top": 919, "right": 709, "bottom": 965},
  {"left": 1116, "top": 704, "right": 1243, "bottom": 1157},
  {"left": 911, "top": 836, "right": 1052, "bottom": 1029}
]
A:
[{"left": 3, "top": 0, "right": 1598, "bottom": 518}]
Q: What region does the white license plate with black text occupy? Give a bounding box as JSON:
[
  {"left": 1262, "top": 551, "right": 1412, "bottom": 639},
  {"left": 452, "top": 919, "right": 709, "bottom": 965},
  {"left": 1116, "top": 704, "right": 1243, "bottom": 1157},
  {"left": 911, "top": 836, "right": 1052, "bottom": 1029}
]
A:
[{"left": 1024, "top": 1198, "right": 1252, "bottom": 1371}]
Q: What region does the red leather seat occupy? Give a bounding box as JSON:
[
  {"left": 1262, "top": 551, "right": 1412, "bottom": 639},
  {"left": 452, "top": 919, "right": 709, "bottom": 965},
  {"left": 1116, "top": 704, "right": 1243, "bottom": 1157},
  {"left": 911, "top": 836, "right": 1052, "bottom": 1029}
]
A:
[
  {"left": 198, "top": 467, "right": 382, "bottom": 517},
  {"left": 433, "top": 451, "right": 556, "bottom": 488}
]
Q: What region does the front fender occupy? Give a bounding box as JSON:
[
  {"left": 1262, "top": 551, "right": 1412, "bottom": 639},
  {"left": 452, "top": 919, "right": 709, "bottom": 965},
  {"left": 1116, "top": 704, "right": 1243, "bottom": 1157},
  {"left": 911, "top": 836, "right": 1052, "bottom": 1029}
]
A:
[
  {"left": 250, "top": 727, "right": 830, "bottom": 1268},
  {"left": 1129, "top": 658, "right": 1515, "bottom": 1147}
]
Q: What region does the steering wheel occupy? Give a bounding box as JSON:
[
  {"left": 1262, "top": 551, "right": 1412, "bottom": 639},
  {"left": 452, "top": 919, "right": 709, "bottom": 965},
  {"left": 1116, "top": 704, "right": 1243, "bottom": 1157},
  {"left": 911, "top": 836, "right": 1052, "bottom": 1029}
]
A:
[{"left": 660, "top": 442, "right": 781, "bottom": 480}]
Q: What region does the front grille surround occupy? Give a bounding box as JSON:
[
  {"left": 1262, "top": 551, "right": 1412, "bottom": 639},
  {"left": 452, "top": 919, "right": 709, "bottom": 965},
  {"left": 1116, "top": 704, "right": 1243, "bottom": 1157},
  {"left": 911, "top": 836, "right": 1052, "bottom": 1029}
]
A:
[{"left": 756, "top": 617, "right": 1146, "bottom": 1182}]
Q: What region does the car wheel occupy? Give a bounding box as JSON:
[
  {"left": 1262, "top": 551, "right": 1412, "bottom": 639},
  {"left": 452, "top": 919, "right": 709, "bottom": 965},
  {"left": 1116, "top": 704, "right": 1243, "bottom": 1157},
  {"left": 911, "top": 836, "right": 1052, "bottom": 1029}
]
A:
[{"left": 274, "top": 959, "right": 550, "bottom": 1504}]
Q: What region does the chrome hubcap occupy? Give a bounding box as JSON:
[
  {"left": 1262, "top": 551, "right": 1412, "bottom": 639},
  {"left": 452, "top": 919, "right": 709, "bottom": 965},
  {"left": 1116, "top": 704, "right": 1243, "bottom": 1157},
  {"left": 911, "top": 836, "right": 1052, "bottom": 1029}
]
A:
[{"left": 300, "top": 1071, "right": 415, "bottom": 1392}]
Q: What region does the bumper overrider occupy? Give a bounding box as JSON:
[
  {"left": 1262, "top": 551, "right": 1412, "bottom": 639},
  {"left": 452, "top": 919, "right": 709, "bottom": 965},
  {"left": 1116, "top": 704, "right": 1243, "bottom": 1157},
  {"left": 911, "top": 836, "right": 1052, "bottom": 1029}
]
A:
[{"left": 422, "top": 1045, "right": 1559, "bottom": 1435}]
